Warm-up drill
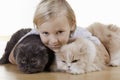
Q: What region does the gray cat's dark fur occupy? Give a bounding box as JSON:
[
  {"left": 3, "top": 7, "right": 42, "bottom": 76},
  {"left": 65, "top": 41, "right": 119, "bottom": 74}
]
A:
[
  {"left": 0, "top": 28, "right": 31, "bottom": 64},
  {"left": 0, "top": 28, "right": 55, "bottom": 73}
]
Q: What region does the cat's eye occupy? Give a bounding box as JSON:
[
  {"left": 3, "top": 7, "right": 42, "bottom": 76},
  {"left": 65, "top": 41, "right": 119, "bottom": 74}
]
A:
[
  {"left": 21, "top": 59, "right": 26, "bottom": 64},
  {"left": 62, "top": 61, "right": 66, "bottom": 63},
  {"left": 71, "top": 60, "right": 79, "bottom": 63}
]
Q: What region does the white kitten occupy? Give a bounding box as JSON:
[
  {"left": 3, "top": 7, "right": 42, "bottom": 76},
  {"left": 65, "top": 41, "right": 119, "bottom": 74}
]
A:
[
  {"left": 87, "top": 22, "right": 120, "bottom": 66},
  {"left": 51, "top": 37, "right": 109, "bottom": 74}
]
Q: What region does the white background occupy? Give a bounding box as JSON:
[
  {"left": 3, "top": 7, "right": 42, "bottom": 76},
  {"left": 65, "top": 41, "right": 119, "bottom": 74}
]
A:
[{"left": 0, "top": 0, "right": 120, "bottom": 36}]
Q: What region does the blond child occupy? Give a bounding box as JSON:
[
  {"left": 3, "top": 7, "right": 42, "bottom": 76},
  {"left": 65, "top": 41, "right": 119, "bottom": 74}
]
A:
[
  {"left": 9, "top": 0, "right": 100, "bottom": 63},
  {"left": 33, "top": 0, "right": 100, "bottom": 52}
]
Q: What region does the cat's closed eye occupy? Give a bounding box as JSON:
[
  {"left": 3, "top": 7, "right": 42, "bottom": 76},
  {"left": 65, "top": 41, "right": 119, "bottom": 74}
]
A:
[
  {"left": 71, "top": 59, "right": 79, "bottom": 63},
  {"left": 31, "top": 58, "right": 37, "bottom": 65},
  {"left": 62, "top": 61, "right": 66, "bottom": 63}
]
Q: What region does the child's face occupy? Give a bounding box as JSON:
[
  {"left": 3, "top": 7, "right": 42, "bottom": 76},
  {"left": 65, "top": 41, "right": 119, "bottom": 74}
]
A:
[{"left": 37, "top": 16, "right": 71, "bottom": 52}]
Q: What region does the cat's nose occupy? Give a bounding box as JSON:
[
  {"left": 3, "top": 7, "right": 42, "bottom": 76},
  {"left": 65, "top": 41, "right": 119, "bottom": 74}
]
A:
[
  {"left": 25, "top": 65, "right": 29, "bottom": 69},
  {"left": 68, "top": 66, "right": 70, "bottom": 68}
]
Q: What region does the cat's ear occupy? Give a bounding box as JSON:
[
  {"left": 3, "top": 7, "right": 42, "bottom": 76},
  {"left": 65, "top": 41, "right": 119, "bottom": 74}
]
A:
[
  {"left": 81, "top": 45, "right": 87, "bottom": 51},
  {"left": 34, "top": 46, "right": 47, "bottom": 54},
  {"left": 79, "top": 45, "right": 87, "bottom": 55},
  {"left": 79, "top": 45, "right": 83, "bottom": 52}
]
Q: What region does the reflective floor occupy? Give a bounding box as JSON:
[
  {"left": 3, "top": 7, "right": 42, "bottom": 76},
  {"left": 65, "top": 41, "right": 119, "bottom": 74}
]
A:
[
  {"left": 0, "top": 64, "right": 120, "bottom": 80},
  {"left": 0, "top": 36, "right": 120, "bottom": 80}
]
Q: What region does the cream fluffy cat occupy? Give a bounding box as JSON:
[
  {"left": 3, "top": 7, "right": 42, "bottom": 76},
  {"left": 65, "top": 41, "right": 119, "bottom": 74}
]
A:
[
  {"left": 87, "top": 22, "right": 120, "bottom": 66},
  {"left": 51, "top": 37, "right": 109, "bottom": 74}
]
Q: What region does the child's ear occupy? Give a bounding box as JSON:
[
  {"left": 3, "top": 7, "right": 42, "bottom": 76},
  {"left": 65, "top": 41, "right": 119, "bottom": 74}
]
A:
[{"left": 70, "top": 24, "right": 76, "bottom": 32}]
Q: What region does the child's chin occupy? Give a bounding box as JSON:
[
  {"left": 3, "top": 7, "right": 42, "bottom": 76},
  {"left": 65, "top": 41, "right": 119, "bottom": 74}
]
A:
[{"left": 53, "top": 49, "right": 60, "bottom": 53}]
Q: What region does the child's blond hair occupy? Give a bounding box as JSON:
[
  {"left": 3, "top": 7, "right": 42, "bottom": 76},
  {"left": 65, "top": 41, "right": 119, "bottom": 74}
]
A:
[{"left": 33, "top": 0, "right": 76, "bottom": 33}]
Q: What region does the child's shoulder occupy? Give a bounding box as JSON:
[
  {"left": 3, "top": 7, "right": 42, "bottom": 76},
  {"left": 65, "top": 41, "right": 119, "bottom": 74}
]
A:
[
  {"left": 72, "top": 27, "right": 91, "bottom": 38},
  {"left": 72, "top": 26, "right": 101, "bottom": 45}
]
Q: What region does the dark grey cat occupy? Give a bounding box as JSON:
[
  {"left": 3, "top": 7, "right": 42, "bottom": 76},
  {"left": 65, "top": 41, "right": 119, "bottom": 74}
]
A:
[{"left": 0, "top": 28, "right": 55, "bottom": 73}]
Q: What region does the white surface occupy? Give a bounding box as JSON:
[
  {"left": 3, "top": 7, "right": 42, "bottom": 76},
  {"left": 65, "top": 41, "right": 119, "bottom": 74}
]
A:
[
  {"left": 0, "top": 41, "right": 7, "bottom": 58},
  {"left": 0, "top": 0, "right": 120, "bottom": 36}
]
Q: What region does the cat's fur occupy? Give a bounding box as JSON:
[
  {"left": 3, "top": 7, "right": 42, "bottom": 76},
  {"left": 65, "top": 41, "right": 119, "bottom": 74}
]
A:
[
  {"left": 51, "top": 37, "right": 109, "bottom": 74},
  {"left": 0, "top": 28, "right": 31, "bottom": 64},
  {"left": 87, "top": 22, "right": 120, "bottom": 66},
  {"left": 0, "top": 28, "right": 55, "bottom": 73}
]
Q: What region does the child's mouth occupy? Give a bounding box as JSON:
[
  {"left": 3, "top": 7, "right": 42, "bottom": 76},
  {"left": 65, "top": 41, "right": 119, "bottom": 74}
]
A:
[{"left": 51, "top": 46, "right": 60, "bottom": 49}]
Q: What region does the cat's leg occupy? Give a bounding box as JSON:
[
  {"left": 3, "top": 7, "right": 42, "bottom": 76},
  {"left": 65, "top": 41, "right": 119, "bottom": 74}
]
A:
[
  {"left": 69, "top": 64, "right": 101, "bottom": 74},
  {"left": 109, "top": 51, "right": 120, "bottom": 66},
  {"left": 69, "top": 68, "right": 85, "bottom": 75},
  {"left": 86, "top": 64, "right": 102, "bottom": 72},
  {"left": 108, "top": 35, "right": 120, "bottom": 66}
]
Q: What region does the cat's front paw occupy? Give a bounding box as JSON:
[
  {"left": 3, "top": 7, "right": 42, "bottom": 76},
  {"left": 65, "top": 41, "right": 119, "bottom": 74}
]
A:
[
  {"left": 109, "top": 60, "right": 120, "bottom": 67},
  {"left": 109, "top": 54, "right": 120, "bottom": 67},
  {"left": 86, "top": 64, "right": 101, "bottom": 72},
  {"left": 69, "top": 69, "right": 85, "bottom": 75}
]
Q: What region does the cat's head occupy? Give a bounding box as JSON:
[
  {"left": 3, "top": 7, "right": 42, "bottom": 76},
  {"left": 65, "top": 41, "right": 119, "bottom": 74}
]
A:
[
  {"left": 55, "top": 37, "right": 96, "bottom": 72},
  {"left": 15, "top": 43, "right": 49, "bottom": 73}
]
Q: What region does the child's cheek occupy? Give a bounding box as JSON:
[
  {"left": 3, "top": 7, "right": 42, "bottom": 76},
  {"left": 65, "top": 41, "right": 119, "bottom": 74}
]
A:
[{"left": 40, "top": 35, "right": 48, "bottom": 45}]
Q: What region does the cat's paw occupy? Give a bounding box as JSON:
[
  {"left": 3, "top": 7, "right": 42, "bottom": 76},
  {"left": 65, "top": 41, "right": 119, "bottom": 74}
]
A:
[
  {"left": 109, "top": 60, "right": 120, "bottom": 67},
  {"left": 109, "top": 53, "right": 120, "bottom": 67},
  {"left": 69, "top": 69, "right": 85, "bottom": 75},
  {"left": 86, "top": 64, "right": 101, "bottom": 72}
]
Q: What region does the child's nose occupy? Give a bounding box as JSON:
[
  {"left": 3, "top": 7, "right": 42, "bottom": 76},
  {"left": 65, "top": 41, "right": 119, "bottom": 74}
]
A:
[{"left": 49, "top": 36, "right": 58, "bottom": 45}]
